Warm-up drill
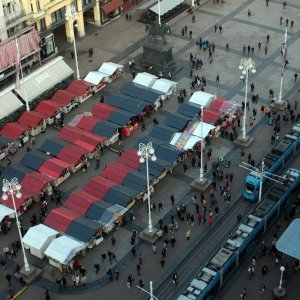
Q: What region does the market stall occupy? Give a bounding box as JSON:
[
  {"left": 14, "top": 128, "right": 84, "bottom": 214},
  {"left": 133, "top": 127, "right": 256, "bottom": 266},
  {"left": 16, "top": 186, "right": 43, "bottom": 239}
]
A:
[
  {"left": 58, "top": 126, "right": 106, "bottom": 158},
  {"left": 66, "top": 80, "right": 94, "bottom": 103},
  {"left": 84, "top": 71, "right": 107, "bottom": 92},
  {"left": 1, "top": 122, "right": 29, "bottom": 146},
  {"left": 177, "top": 103, "right": 201, "bottom": 118},
  {"left": 98, "top": 62, "right": 124, "bottom": 83},
  {"left": 132, "top": 72, "right": 158, "bottom": 88},
  {"left": 34, "top": 100, "right": 62, "bottom": 125},
  {"left": 91, "top": 121, "right": 120, "bottom": 146},
  {"left": 203, "top": 108, "right": 221, "bottom": 124},
  {"left": 64, "top": 191, "right": 100, "bottom": 215},
  {"left": 85, "top": 201, "right": 127, "bottom": 234},
  {"left": 0, "top": 135, "right": 14, "bottom": 160},
  {"left": 51, "top": 90, "right": 78, "bottom": 113},
  {"left": 165, "top": 113, "right": 190, "bottom": 131},
  {"left": 149, "top": 125, "right": 178, "bottom": 143},
  {"left": 151, "top": 78, "right": 177, "bottom": 98},
  {"left": 23, "top": 224, "right": 58, "bottom": 259},
  {"left": 44, "top": 235, "right": 86, "bottom": 271},
  {"left": 83, "top": 176, "right": 117, "bottom": 199},
  {"left": 2, "top": 163, "right": 33, "bottom": 182},
  {"left": 0, "top": 204, "right": 14, "bottom": 233},
  {"left": 189, "top": 91, "right": 215, "bottom": 108},
  {"left": 91, "top": 103, "right": 118, "bottom": 120},
  {"left": 17, "top": 111, "right": 47, "bottom": 136}
]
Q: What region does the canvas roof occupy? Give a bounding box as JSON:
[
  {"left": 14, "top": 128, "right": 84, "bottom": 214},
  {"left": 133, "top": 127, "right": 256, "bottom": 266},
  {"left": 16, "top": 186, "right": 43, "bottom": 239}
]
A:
[
  {"left": 20, "top": 150, "right": 50, "bottom": 171},
  {"left": 91, "top": 103, "right": 118, "bottom": 119},
  {"left": 67, "top": 80, "right": 93, "bottom": 96},
  {"left": 34, "top": 100, "right": 62, "bottom": 117},
  {"left": 165, "top": 113, "right": 190, "bottom": 131},
  {"left": 0, "top": 135, "right": 13, "bottom": 149},
  {"left": 83, "top": 176, "right": 117, "bottom": 198},
  {"left": 98, "top": 62, "right": 124, "bottom": 76},
  {"left": 39, "top": 138, "right": 69, "bottom": 156},
  {"left": 177, "top": 103, "right": 200, "bottom": 118},
  {"left": 22, "top": 172, "right": 53, "bottom": 194},
  {"left": 18, "top": 111, "right": 46, "bottom": 128},
  {"left": 188, "top": 91, "right": 215, "bottom": 108},
  {"left": 0, "top": 122, "right": 28, "bottom": 140},
  {"left": 51, "top": 90, "right": 77, "bottom": 106},
  {"left": 0, "top": 204, "right": 14, "bottom": 223},
  {"left": 103, "top": 184, "right": 138, "bottom": 207},
  {"left": 92, "top": 120, "right": 119, "bottom": 138},
  {"left": 149, "top": 125, "right": 177, "bottom": 142},
  {"left": 132, "top": 72, "right": 158, "bottom": 88},
  {"left": 39, "top": 158, "right": 72, "bottom": 179},
  {"left": 1, "top": 164, "right": 33, "bottom": 182},
  {"left": 151, "top": 78, "right": 177, "bottom": 94},
  {"left": 84, "top": 71, "right": 106, "bottom": 85}
]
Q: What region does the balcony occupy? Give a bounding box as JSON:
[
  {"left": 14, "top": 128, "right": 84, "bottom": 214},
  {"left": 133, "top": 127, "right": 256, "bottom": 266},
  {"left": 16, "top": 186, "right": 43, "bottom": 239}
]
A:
[{"left": 5, "top": 12, "right": 30, "bottom": 27}]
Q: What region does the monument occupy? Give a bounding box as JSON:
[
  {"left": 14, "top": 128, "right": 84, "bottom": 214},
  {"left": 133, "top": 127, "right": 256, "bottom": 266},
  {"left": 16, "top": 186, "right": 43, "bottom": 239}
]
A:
[{"left": 140, "top": 20, "right": 176, "bottom": 75}]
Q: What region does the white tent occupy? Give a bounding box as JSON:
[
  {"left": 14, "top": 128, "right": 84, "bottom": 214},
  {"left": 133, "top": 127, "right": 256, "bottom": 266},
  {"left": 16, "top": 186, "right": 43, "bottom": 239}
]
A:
[
  {"left": 84, "top": 71, "right": 106, "bottom": 85},
  {"left": 189, "top": 91, "right": 215, "bottom": 108},
  {"left": 151, "top": 78, "right": 177, "bottom": 96},
  {"left": 98, "top": 62, "right": 124, "bottom": 76},
  {"left": 0, "top": 204, "right": 14, "bottom": 223},
  {"left": 45, "top": 235, "right": 85, "bottom": 267},
  {"left": 133, "top": 72, "right": 158, "bottom": 88},
  {"left": 23, "top": 224, "right": 58, "bottom": 259},
  {"left": 192, "top": 122, "right": 216, "bottom": 139}
]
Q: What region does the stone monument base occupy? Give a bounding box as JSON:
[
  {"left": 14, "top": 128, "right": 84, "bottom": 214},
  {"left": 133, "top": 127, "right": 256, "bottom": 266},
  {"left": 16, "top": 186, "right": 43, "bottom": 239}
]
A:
[
  {"left": 190, "top": 178, "right": 212, "bottom": 191},
  {"left": 140, "top": 39, "right": 176, "bottom": 75},
  {"left": 15, "top": 265, "right": 42, "bottom": 284},
  {"left": 139, "top": 228, "right": 159, "bottom": 244},
  {"left": 234, "top": 135, "right": 253, "bottom": 148}
]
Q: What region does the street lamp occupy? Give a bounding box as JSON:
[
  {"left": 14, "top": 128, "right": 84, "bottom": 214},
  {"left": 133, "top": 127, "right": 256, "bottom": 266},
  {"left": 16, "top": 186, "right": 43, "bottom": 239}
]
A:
[
  {"left": 278, "top": 26, "right": 288, "bottom": 106},
  {"left": 158, "top": 0, "right": 161, "bottom": 26},
  {"left": 2, "top": 178, "right": 30, "bottom": 272},
  {"left": 137, "top": 281, "right": 159, "bottom": 300},
  {"left": 137, "top": 142, "right": 157, "bottom": 233},
  {"left": 239, "top": 57, "right": 256, "bottom": 140},
  {"left": 199, "top": 105, "right": 204, "bottom": 182},
  {"left": 65, "top": 5, "right": 80, "bottom": 80},
  {"left": 279, "top": 266, "right": 285, "bottom": 291}
]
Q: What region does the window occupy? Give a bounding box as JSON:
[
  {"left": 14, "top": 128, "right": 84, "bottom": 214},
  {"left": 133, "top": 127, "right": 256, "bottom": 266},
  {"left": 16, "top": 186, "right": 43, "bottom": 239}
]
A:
[
  {"left": 36, "top": 0, "right": 41, "bottom": 10},
  {"left": 40, "top": 18, "right": 46, "bottom": 30},
  {"left": 51, "top": 7, "right": 66, "bottom": 23},
  {"left": 31, "top": 4, "right": 34, "bottom": 12}
]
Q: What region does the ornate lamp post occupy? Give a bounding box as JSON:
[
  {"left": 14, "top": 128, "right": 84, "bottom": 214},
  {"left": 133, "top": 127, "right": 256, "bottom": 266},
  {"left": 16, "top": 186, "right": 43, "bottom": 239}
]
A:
[
  {"left": 2, "top": 178, "right": 30, "bottom": 272},
  {"left": 199, "top": 105, "right": 204, "bottom": 182},
  {"left": 65, "top": 5, "right": 80, "bottom": 80},
  {"left": 279, "top": 266, "right": 285, "bottom": 291},
  {"left": 137, "top": 142, "right": 157, "bottom": 233}
]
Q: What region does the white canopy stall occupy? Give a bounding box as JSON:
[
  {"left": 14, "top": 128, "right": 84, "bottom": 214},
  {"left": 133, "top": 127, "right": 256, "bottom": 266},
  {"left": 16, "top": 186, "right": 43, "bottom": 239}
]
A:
[
  {"left": 133, "top": 72, "right": 158, "bottom": 88},
  {"left": 98, "top": 62, "right": 124, "bottom": 83},
  {"left": 189, "top": 91, "right": 215, "bottom": 108},
  {"left": 0, "top": 204, "right": 14, "bottom": 229},
  {"left": 23, "top": 224, "right": 58, "bottom": 259},
  {"left": 44, "top": 235, "right": 86, "bottom": 271},
  {"left": 150, "top": 0, "right": 184, "bottom": 16},
  {"left": 151, "top": 78, "right": 177, "bottom": 98},
  {"left": 84, "top": 71, "right": 107, "bottom": 92}
]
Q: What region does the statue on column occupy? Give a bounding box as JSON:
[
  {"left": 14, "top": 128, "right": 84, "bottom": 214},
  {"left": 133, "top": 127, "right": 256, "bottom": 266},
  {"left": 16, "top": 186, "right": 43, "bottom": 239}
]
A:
[{"left": 145, "top": 20, "right": 170, "bottom": 44}]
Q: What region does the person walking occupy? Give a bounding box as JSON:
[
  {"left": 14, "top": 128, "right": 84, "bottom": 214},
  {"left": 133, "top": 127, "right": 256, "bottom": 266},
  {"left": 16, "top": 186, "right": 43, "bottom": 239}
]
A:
[
  {"left": 136, "top": 264, "right": 141, "bottom": 275},
  {"left": 266, "top": 0, "right": 269, "bottom": 6},
  {"left": 261, "top": 283, "right": 266, "bottom": 294},
  {"left": 186, "top": 228, "right": 191, "bottom": 240},
  {"left": 283, "top": 1, "right": 286, "bottom": 9},
  {"left": 94, "top": 262, "right": 100, "bottom": 274},
  {"left": 240, "top": 148, "right": 245, "bottom": 161},
  {"left": 75, "top": 274, "right": 80, "bottom": 286},
  {"left": 266, "top": 34, "right": 270, "bottom": 43},
  {"left": 216, "top": 74, "right": 220, "bottom": 83},
  {"left": 160, "top": 257, "right": 166, "bottom": 267},
  {"left": 170, "top": 194, "right": 175, "bottom": 205},
  {"left": 219, "top": 25, "right": 223, "bottom": 34},
  {"left": 173, "top": 273, "right": 178, "bottom": 285},
  {"left": 214, "top": 24, "right": 217, "bottom": 33},
  {"left": 139, "top": 253, "right": 143, "bottom": 265},
  {"left": 280, "top": 16, "right": 283, "bottom": 25},
  {"left": 291, "top": 20, "right": 294, "bottom": 28},
  {"left": 294, "top": 73, "right": 298, "bottom": 82},
  {"left": 240, "top": 287, "right": 247, "bottom": 299},
  {"left": 152, "top": 244, "right": 157, "bottom": 254},
  {"left": 264, "top": 46, "right": 268, "bottom": 55},
  {"left": 5, "top": 273, "right": 12, "bottom": 286}
]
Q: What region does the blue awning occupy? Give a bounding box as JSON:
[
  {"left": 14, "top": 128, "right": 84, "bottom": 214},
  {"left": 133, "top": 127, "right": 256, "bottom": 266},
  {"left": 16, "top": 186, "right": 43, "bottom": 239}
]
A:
[
  {"left": 155, "top": 144, "right": 180, "bottom": 165},
  {"left": 39, "top": 138, "right": 69, "bottom": 156},
  {"left": 165, "top": 113, "right": 190, "bottom": 131},
  {"left": 20, "top": 150, "right": 50, "bottom": 171},
  {"left": 177, "top": 103, "right": 200, "bottom": 118},
  {"left": 0, "top": 135, "right": 13, "bottom": 149},
  {"left": 92, "top": 120, "right": 119, "bottom": 138},
  {"left": 276, "top": 218, "right": 300, "bottom": 260},
  {"left": 1, "top": 164, "right": 33, "bottom": 182},
  {"left": 107, "top": 110, "right": 135, "bottom": 126},
  {"left": 123, "top": 172, "right": 147, "bottom": 191},
  {"left": 149, "top": 125, "right": 177, "bottom": 142},
  {"left": 85, "top": 201, "right": 113, "bottom": 223},
  {"left": 103, "top": 185, "right": 138, "bottom": 207}
]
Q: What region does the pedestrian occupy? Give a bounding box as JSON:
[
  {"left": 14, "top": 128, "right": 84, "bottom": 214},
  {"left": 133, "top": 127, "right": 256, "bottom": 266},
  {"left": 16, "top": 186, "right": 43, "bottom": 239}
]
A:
[
  {"left": 216, "top": 74, "right": 219, "bottom": 83},
  {"left": 71, "top": 273, "right": 76, "bottom": 286},
  {"left": 266, "top": 0, "right": 269, "bottom": 6},
  {"left": 152, "top": 244, "right": 157, "bottom": 254},
  {"left": 266, "top": 34, "right": 270, "bottom": 43},
  {"left": 226, "top": 43, "right": 229, "bottom": 51},
  {"left": 158, "top": 201, "right": 163, "bottom": 211},
  {"left": 75, "top": 274, "right": 80, "bottom": 286},
  {"left": 70, "top": 51, "right": 74, "bottom": 60},
  {"left": 131, "top": 246, "right": 136, "bottom": 257},
  {"left": 5, "top": 273, "right": 12, "bottom": 286},
  {"left": 101, "top": 253, "right": 106, "bottom": 262},
  {"left": 132, "top": 70, "right": 136, "bottom": 79},
  {"left": 294, "top": 73, "right": 298, "bottom": 82},
  {"left": 258, "top": 42, "right": 261, "bottom": 50},
  {"left": 173, "top": 273, "right": 178, "bottom": 285},
  {"left": 264, "top": 46, "right": 268, "bottom": 55},
  {"left": 219, "top": 25, "right": 223, "bottom": 34},
  {"left": 283, "top": 1, "right": 286, "bottom": 9},
  {"left": 248, "top": 153, "right": 252, "bottom": 164},
  {"left": 291, "top": 20, "right": 294, "bottom": 28},
  {"left": 240, "top": 148, "right": 245, "bottom": 161},
  {"left": 95, "top": 157, "right": 100, "bottom": 169},
  {"left": 280, "top": 16, "right": 283, "bottom": 25},
  {"left": 160, "top": 257, "right": 165, "bottom": 267},
  {"left": 261, "top": 283, "right": 266, "bottom": 294},
  {"left": 243, "top": 44, "right": 246, "bottom": 54},
  {"left": 170, "top": 194, "right": 175, "bottom": 205},
  {"left": 189, "top": 30, "right": 192, "bottom": 39},
  {"left": 214, "top": 24, "right": 217, "bottom": 33},
  {"left": 251, "top": 47, "right": 254, "bottom": 55},
  {"left": 136, "top": 264, "right": 141, "bottom": 275},
  {"left": 185, "top": 25, "right": 187, "bottom": 34},
  {"left": 250, "top": 82, "right": 255, "bottom": 93},
  {"left": 286, "top": 18, "right": 289, "bottom": 27},
  {"left": 240, "top": 287, "right": 247, "bottom": 299},
  {"left": 94, "top": 262, "right": 100, "bottom": 274},
  {"left": 139, "top": 253, "right": 143, "bottom": 265},
  {"left": 186, "top": 228, "right": 191, "bottom": 240},
  {"left": 181, "top": 28, "right": 184, "bottom": 36},
  {"left": 170, "top": 237, "right": 176, "bottom": 248}
]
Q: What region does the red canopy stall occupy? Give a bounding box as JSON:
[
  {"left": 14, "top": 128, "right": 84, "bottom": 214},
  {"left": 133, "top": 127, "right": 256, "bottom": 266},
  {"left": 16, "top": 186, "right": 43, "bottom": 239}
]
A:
[
  {"left": 1, "top": 122, "right": 29, "bottom": 145},
  {"left": 51, "top": 90, "right": 78, "bottom": 113},
  {"left": 203, "top": 108, "right": 221, "bottom": 124},
  {"left": 118, "top": 148, "right": 141, "bottom": 169},
  {"left": 58, "top": 126, "right": 106, "bottom": 158},
  {"left": 101, "top": 162, "right": 135, "bottom": 183},
  {"left": 35, "top": 100, "right": 62, "bottom": 125},
  {"left": 44, "top": 207, "right": 80, "bottom": 233},
  {"left": 66, "top": 80, "right": 94, "bottom": 103},
  {"left": 76, "top": 116, "right": 100, "bottom": 131},
  {"left": 18, "top": 111, "right": 47, "bottom": 136},
  {"left": 64, "top": 191, "right": 100, "bottom": 215},
  {"left": 83, "top": 176, "right": 117, "bottom": 199},
  {"left": 91, "top": 103, "right": 118, "bottom": 120}
]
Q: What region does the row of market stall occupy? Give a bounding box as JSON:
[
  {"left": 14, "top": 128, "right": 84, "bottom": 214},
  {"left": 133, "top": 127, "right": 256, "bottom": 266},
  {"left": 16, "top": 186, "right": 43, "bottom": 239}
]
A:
[{"left": 0, "top": 58, "right": 124, "bottom": 162}]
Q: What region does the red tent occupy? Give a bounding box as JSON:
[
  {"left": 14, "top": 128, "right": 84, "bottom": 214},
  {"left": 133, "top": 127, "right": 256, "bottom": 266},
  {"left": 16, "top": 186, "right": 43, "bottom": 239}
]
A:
[
  {"left": 83, "top": 176, "right": 117, "bottom": 198},
  {"left": 76, "top": 116, "right": 100, "bottom": 131},
  {"left": 35, "top": 100, "right": 62, "bottom": 117},
  {"left": 1, "top": 122, "right": 28, "bottom": 140},
  {"left": 58, "top": 126, "right": 106, "bottom": 152},
  {"left": 67, "top": 80, "right": 93, "bottom": 96},
  {"left": 118, "top": 148, "right": 141, "bottom": 169},
  {"left": 210, "top": 98, "right": 227, "bottom": 111},
  {"left": 58, "top": 145, "right": 89, "bottom": 165},
  {"left": 102, "top": 162, "right": 135, "bottom": 183},
  {"left": 0, "top": 189, "right": 34, "bottom": 210},
  {"left": 18, "top": 111, "right": 46, "bottom": 128},
  {"left": 203, "top": 109, "right": 220, "bottom": 124},
  {"left": 21, "top": 172, "right": 53, "bottom": 194},
  {"left": 64, "top": 191, "right": 100, "bottom": 215},
  {"left": 51, "top": 90, "right": 77, "bottom": 106},
  {"left": 39, "top": 158, "right": 72, "bottom": 179},
  {"left": 44, "top": 207, "right": 80, "bottom": 232},
  {"left": 91, "top": 103, "right": 118, "bottom": 120}
]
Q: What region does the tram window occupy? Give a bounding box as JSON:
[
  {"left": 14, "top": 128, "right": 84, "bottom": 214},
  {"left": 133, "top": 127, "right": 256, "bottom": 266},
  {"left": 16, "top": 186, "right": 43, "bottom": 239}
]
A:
[
  {"left": 245, "top": 183, "right": 255, "bottom": 194},
  {"left": 284, "top": 151, "right": 293, "bottom": 164}
]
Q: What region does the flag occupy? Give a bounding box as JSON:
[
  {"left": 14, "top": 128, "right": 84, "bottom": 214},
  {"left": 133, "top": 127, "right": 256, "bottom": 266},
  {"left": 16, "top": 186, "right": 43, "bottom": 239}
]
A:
[{"left": 15, "top": 39, "right": 21, "bottom": 90}]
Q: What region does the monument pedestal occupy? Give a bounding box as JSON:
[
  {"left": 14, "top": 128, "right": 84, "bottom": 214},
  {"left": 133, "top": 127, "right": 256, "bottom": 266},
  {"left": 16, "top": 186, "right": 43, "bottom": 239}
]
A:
[
  {"left": 15, "top": 265, "right": 42, "bottom": 284},
  {"left": 140, "top": 39, "right": 176, "bottom": 75},
  {"left": 139, "top": 228, "right": 159, "bottom": 244},
  {"left": 234, "top": 135, "right": 253, "bottom": 148},
  {"left": 190, "top": 177, "right": 211, "bottom": 191},
  {"left": 271, "top": 100, "right": 285, "bottom": 111},
  {"left": 273, "top": 286, "right": 287, "bottom": 298}
]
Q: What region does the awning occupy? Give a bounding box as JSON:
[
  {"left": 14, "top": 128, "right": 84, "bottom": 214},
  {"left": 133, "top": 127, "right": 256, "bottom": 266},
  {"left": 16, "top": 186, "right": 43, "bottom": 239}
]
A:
[
  {"left": 39, "top": 158, "right": 72, "bottom": 179},
  {"left": 34, "top": 100, "right": 62, "bottom": 117},
  {"left": 64, "top": 191, "right": 100, "bottom": 215},
  {"left": 18, "top": 111, "right": 46, "bottom": 128},
  {"left": 39, "top": 138, "right": 69, "bottom": 156},
  {"left": 0, "top": 135, "right": 13, "bottom": 149},
  {"left": 20, "top": 150, "right": 50, "bottom": 171},
  {"left": 83, "top": 176, "right": 117, "bottom": 198},
  {"left": 103, "top": 184, "right": 138, "bottom": 207},
  {"left": 66, "top": 80, "right": 93, "bottom": 96},
  {"left": 51, "top": 90, "right": 77, "bottom": 106},
  {"left": 1, "top": 122, "right": 29, "bottom": 140},
  {"left": 150, "top": 0, "right": 184, "bottom": 16},
  {"left": 44, "top": 207, "right": 81, "bottom": 232},
  {"left": 203, "top": 108, "right": 220, "bottom": 124},
  {"left": 107, "top": 110, "right": 135, "bottom": 126},
  {"left": 76, "top": 115, "right": 99, "bottom": 131},
  {"left": 102, "top": 162, "right": 135, "bottom": 183},
  {"left": 165, "top": 113, "right": 190, "bottom": 131},
  {"left": 98, "top": 62, "right": 124, "bottom": 76},
  {"left": 44, "top": 235, "right": 85, "bottom": 265},
  {"left": 189, "top": 91, "right": 215, "bottom": 108},
  {"left": 0, "top": 204, "right": 14, "bottom": 223},
  {"left": 91, "top": 103, "right": 118, "bottom": 120},
  {"left": 177, "top": 103, "right": 200, "bottom": 118},
  {"left": 138, "top": 0, "right": 157, "bottom": 10},
  {"left": 58, "top": 145, "right": 89, "bottom": 165},
  {"left": 21, "top": 172, "right": 52, "bottom": 194},
  {"left": 0, "top": 88, "right": 24, "bottom": 120},
  {"left": 84, "top": 71, "right": 106, "bottom": 85},
  {"left": 2, "top": 164, "right": 33, "bottom": 182},
  {"left": 132, "top": 72, "right": 158, "bottom": 88},
  {"left": 151, "top": 78, "right": 177, "bottom": 95},
  {"left": 92, "top": 120, "right": 119, "bottom": 138},
  {"left": 276, "top": 219, "right": 300, "bottom": 260},
  {"left": 149, "top": 125, "right": 177, "bottom": 142},
  {"left": 14, "top": 56, "right": 73, "bottom": 102}
]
